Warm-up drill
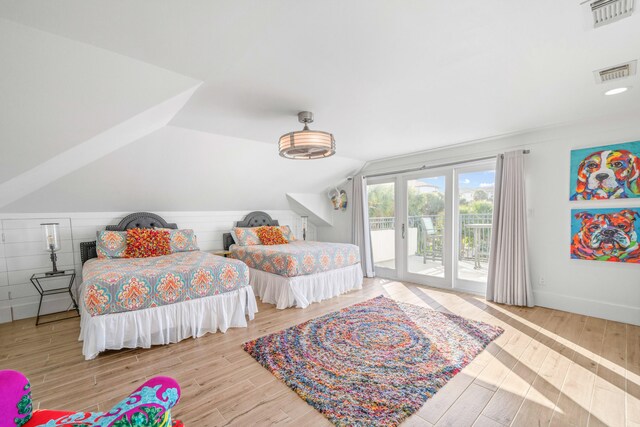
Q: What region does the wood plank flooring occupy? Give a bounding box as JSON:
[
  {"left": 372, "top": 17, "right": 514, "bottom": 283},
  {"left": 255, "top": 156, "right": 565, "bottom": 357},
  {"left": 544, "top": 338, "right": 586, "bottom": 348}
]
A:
[{"left": 0, "top": 278, "right": 637, "bottom": 426}]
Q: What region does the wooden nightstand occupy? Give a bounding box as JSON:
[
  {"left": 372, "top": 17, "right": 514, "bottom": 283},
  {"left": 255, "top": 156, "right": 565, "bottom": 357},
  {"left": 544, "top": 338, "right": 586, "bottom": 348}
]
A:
[{"left": 211, "top": 250, "right": 232, "bottom": 258}]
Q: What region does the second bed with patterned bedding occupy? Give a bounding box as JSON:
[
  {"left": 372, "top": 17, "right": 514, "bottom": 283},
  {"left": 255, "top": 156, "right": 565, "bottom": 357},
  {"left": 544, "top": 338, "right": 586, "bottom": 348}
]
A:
[
  {"left": 229, "top": 240, "right": 360, "bottom": 277},
  {"left": 81, "top": 251, "right": 250, "bottom": 316}
]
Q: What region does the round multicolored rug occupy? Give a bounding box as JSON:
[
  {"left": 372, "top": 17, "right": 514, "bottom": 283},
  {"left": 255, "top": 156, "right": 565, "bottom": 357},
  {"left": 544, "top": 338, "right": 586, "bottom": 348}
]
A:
[{"left": 243, "top": 295, "right": 503, "bottom": 426}]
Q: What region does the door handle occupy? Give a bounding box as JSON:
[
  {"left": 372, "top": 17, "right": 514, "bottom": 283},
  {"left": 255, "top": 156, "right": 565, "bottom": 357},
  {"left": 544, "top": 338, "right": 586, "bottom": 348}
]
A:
[{"left": 402, "top": 223, "right": 406, "bottom": 239}]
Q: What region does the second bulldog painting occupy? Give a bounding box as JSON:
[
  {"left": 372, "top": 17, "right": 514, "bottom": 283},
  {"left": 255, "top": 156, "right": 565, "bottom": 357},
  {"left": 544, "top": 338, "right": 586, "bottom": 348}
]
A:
[
  {"left": 570, "top": 140, "right": 640, "bottom": 200},
  {"left": 571, "top": 208, "right": 640, "bottom": 263}
]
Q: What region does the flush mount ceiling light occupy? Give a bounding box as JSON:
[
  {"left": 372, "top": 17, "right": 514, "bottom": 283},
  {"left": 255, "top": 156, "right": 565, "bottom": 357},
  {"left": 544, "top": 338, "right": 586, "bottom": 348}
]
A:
[
  {"left": 605, "top": 87, "right": 629, "bottom": 95},
  {"left": 278, "top": 111, "right": 335, "bottom": 160}
]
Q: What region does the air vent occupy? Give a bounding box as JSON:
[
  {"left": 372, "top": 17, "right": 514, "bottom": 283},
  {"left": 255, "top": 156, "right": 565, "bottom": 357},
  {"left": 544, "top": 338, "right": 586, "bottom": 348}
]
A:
[
  {"left": 600, "top": 64, "right": 630, "bottom": 81},
  {"left": 590, "top": 0, "right": 635, "bottom": 27},
  {"left": 593, "top": 60, "right": 637, "bottom": 84}
]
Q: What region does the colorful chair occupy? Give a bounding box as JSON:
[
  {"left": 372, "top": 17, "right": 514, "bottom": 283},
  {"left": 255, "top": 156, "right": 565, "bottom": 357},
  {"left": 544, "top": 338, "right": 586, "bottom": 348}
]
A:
[{"left": 0, "top": 370, "right": 184, "bottom": 427}]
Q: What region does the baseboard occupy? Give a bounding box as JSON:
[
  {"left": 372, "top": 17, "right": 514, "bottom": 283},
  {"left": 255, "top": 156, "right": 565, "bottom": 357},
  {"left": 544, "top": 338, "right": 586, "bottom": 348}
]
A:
[
  {"left": 0, "top": 307, "right": 12, "bottom": 323},
  {"left": 10, "top": 294, "right": 74, "bottom": 322},
  {"left": 533, "top": 290, "right": 639, "bottom": 326}
]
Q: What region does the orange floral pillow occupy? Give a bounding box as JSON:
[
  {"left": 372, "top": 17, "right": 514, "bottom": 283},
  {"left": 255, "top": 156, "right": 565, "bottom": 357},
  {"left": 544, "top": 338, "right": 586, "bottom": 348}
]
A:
[
  {"left": 256, "top": 226, "right": 288, "bottom": 245},
  {"left": 124, "top": 228, "right": 171, "bottom": 258}
]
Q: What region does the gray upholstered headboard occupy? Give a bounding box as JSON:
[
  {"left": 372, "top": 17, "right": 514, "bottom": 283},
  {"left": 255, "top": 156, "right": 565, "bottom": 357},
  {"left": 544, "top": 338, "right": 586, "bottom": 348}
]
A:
[
  {"left": 80, "top": 212, "right": 178, "bottom": 264},
  {"left": 223, "top": 211, "right": 279, "bottom": 250}
]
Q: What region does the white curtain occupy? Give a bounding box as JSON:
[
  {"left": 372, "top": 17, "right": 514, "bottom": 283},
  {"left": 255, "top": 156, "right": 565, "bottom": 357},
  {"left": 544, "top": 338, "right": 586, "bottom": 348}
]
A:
[
  {"left": 486, "top": 150, "right": 534, "bottom": 307},
  {"left": 352, "top": 175, "right": 375, "bottom": 278}
]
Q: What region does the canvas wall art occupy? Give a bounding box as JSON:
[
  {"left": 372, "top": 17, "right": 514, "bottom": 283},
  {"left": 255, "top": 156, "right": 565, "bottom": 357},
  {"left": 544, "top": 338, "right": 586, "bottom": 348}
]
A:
[
  {"left": 569, "top": 140, "right": 640, "bottom": 200},
  {"left": 329, "top": 189, "right": 348, "bottom": 211},
  {"left": 571, "top": 208, "right": 640, "bottom": 263}
]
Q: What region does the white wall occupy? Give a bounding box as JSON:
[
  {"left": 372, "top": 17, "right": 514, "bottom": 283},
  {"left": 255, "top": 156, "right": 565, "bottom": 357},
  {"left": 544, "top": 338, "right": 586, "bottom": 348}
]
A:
[
  {"left": 319, "top": 112, "right": 640, "bottom": 325},
  {"left": 317, "top": 183, "right": 354, "bottom": 243},
  {"left": 0, "top": 210, "right": 310, "bottom": 323}
]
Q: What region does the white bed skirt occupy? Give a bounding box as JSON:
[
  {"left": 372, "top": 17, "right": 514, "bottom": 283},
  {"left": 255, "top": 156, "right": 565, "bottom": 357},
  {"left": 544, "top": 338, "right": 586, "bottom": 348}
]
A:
[
  {"left": 79, "top": 286, "right": 258, "bottom": 360},
  {"left": 250, "top": 264, "right": 364, "bottom": 309}
]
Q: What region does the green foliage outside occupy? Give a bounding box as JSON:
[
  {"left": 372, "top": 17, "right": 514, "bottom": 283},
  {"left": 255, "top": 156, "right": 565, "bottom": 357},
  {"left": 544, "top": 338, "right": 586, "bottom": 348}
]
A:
[
  {"left": 459, "top": 200, "right": 493, "bottom": 215},
  {"left": 367, "top": 184, "right": 395, "bottom": 218},
  {"left": 368, "top": 185, "right": 492, "bottom": 217},
  {"left": 368, "top": 185, "right": 493, "bottom": 260}
]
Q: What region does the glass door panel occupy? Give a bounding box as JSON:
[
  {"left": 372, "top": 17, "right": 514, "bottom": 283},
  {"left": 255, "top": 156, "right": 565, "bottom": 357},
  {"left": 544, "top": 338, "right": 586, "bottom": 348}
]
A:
[
  {"left": 367, "top": 181, "right": 396, "bottom": 276},
  {"left": 405, "top": 174, "right": 449, "bottom": 284},
  {"left": 455, "top": 167, "right": 495, "bottom": 292},
  {"left": 367, "top": 161, "right": 495, "bottom": 295}
]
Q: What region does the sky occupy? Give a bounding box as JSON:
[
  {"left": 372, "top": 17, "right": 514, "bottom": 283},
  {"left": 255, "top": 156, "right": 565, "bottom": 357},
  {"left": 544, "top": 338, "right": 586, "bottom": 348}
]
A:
[{"left": 417, "top": 170, "right": 495, "bottom": 192}]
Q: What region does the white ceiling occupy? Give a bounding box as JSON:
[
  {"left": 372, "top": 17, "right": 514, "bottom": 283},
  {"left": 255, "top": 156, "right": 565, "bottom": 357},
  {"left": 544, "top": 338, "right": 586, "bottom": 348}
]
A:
[{"left": 1, "top": 1, "right": 639, "bottom": 161}]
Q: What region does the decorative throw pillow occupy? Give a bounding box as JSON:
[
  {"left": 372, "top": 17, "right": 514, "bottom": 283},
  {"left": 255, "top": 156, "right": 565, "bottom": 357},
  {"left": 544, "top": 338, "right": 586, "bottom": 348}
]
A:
[
  {"left": 230, "top": 229, "right": 239, "bottom": 245},
  {"left": 232, "top": 227, "right": 262, "bottom": 246},
  {"left": 167, "top": 229, "right": 199, "bottom": 252},
  {"left": 124, "top": 228, "right": 171, "bottom": 258},
  {"left": 256, "top": 226, "right": 288, "bottom": 245},
  {"left": 96, "top": 231, "right": 128, "bottom": 258},
  {"left": 279, "top": 225, "right": 296, "bottom": 241}
]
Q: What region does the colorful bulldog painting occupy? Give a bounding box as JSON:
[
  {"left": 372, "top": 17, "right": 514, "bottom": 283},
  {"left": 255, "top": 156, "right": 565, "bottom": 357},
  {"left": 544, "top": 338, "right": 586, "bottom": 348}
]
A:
[
  {"left": 570, "top": 140, "right": 640, "bottom": 200},
  {"left": 571, "top": 208, "right": 640, "bottom": 263}
]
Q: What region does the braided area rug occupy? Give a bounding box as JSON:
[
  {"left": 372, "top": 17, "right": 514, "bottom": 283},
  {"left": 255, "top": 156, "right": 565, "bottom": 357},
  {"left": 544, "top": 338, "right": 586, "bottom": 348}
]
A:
[{"left": 243, "top": 295, "right": 503, "bottom": 426}]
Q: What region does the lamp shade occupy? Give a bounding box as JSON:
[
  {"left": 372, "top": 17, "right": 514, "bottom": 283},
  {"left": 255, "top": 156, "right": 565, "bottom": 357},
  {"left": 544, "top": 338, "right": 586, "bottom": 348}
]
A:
[
  {"left": 278, "top": 111, "right": 335, "bottom": 160},
  {"left": 41, "top": 223, "right": 61, "bottom": 252},
  {"left": 278, "top": 129, "right": 335, "bottom": 159}
]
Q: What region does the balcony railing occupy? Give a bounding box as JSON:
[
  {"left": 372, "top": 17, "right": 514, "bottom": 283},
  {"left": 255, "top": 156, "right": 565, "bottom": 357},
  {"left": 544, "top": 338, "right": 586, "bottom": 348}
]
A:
[
  {"left": 369, "top": 214, "right": 492, "bottom": 262},
  {"left": 370, "top": 217, "right": 395, "bottom": 231}
]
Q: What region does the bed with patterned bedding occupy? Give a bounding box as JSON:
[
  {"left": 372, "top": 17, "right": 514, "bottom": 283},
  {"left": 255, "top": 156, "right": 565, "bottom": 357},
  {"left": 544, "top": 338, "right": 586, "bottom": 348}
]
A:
[
  {"left": 228, "top": 241, "right": 360, "bottom": 277},
  {"left": 82, "top": 251, "right": 250, "bottom": 316},
  {"left": 77, "top": 212, "right": 258, "bottom": 360},
  {"left": 79, "top": 250, "right": 257, "bottom": 359},
  {"left": 225, "top": 211, "right": 363, "bottom": 310}
]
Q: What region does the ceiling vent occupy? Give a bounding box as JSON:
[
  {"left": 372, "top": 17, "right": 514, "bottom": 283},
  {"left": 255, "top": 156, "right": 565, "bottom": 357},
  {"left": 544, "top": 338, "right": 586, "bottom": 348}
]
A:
[
  {"left": 590, "top": 0, "right": 635, "bottom": 27},
  {"left": 593, "top": 60, "right": 637, "bottom": 83}
]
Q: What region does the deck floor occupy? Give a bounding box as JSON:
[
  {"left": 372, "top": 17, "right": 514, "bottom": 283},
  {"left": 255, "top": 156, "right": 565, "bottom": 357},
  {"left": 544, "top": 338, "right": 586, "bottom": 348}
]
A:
[
  {"left": 376, "top": 255, "right": 489, "bottom": 282},
  {"left": 0, "top": 278, "right": 637, "bottom": 426}
]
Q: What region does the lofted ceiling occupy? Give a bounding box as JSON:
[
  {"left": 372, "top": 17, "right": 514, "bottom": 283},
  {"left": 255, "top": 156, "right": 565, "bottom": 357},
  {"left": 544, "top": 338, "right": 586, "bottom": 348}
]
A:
[{"left": 1, "top": 1, "right": 639, "bottom": 162}]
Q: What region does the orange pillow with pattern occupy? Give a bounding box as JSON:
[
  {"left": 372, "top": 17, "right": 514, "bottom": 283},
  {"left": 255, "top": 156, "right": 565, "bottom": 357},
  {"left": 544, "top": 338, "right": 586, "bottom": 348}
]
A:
[
  {"left": 256, "top": 226, "right": 288, "bottom": 245},
  {"left": 124, "top": 228, "right": 171, "bottom": 258}
]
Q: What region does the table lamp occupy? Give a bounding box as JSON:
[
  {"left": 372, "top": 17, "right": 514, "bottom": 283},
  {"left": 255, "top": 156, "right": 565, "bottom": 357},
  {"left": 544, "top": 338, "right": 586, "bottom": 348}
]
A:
[
  {"left": 41, "top": 223, "right": 62, "bottom": 275},
  {"left": 301, "top": 216, "right": 308, "bottom": 241}
]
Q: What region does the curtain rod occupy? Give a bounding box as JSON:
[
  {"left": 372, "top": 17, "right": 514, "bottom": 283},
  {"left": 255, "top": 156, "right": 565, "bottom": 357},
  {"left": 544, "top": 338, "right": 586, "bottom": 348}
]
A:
[{"left": 362, "top": 150, "right": 530, "bottom": 180}]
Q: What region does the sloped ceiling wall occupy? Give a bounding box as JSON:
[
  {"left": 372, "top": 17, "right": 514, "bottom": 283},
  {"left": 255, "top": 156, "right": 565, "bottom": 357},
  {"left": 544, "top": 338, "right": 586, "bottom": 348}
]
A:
[
  {"left": 0, "top": 19, "right": 200, "bottom": 184},
  {"left": 0, "top": 126, "right": 362, "bottom": 213},
  {"left": 0, "top": 18, "right": 363, "bottom": 215}
]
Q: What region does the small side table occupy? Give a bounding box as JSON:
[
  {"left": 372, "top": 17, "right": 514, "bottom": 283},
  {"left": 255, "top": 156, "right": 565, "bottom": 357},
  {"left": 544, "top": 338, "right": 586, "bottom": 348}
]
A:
[
  {"left": 30, "top": 270, "right": 79, "bottom": 326},
  {"left": 211, "top": 250, "right": 232, "bottom": 258}
]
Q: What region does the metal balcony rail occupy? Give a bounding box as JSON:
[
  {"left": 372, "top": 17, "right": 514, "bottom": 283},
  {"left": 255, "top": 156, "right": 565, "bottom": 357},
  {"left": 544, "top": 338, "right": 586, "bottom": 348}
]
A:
[{"left": 369, "top": 214, "right": 493, "bottom": 262}]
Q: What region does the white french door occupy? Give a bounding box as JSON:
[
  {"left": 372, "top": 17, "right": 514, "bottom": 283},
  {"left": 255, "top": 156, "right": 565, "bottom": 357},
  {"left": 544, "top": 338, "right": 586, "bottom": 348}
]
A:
[
  {"left": 453, "top": 164, "right": 496, "bottom": 294},
  {"left": 367, "top": 179, "right": 398, "bottom": 279},
  {"left": 367, "top": 160, "right": 495, "bottom": 294},
  {"left": 401, "top": 170, "right": 452, "bottom": 288}
]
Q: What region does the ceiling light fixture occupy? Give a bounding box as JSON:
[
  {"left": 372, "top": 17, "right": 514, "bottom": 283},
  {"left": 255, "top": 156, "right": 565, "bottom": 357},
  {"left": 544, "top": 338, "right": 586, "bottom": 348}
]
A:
[
  {"left": 278, "top": 111, "right": 335, "bottom": 160},
  {"left": 605, "top": 87, "right": 629, "bottom": 95}
]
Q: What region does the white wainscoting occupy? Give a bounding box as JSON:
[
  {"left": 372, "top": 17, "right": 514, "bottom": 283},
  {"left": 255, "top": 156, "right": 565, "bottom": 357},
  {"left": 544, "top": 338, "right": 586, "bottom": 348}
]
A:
[{"left": 0, "top": 210, "right": 315, "bottom": 323}]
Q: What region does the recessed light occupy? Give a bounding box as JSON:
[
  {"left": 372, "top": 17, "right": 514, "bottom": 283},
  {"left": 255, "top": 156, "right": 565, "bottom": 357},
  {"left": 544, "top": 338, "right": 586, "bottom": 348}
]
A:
[{"left": 605, "top": 87, "right": 629, "bottom": 96}]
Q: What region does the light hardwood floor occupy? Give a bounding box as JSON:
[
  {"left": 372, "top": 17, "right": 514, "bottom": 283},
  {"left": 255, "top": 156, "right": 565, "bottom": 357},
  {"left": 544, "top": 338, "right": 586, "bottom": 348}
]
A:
[{"left": 0, "top": 279, "right": 638, "bottom": 427}]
